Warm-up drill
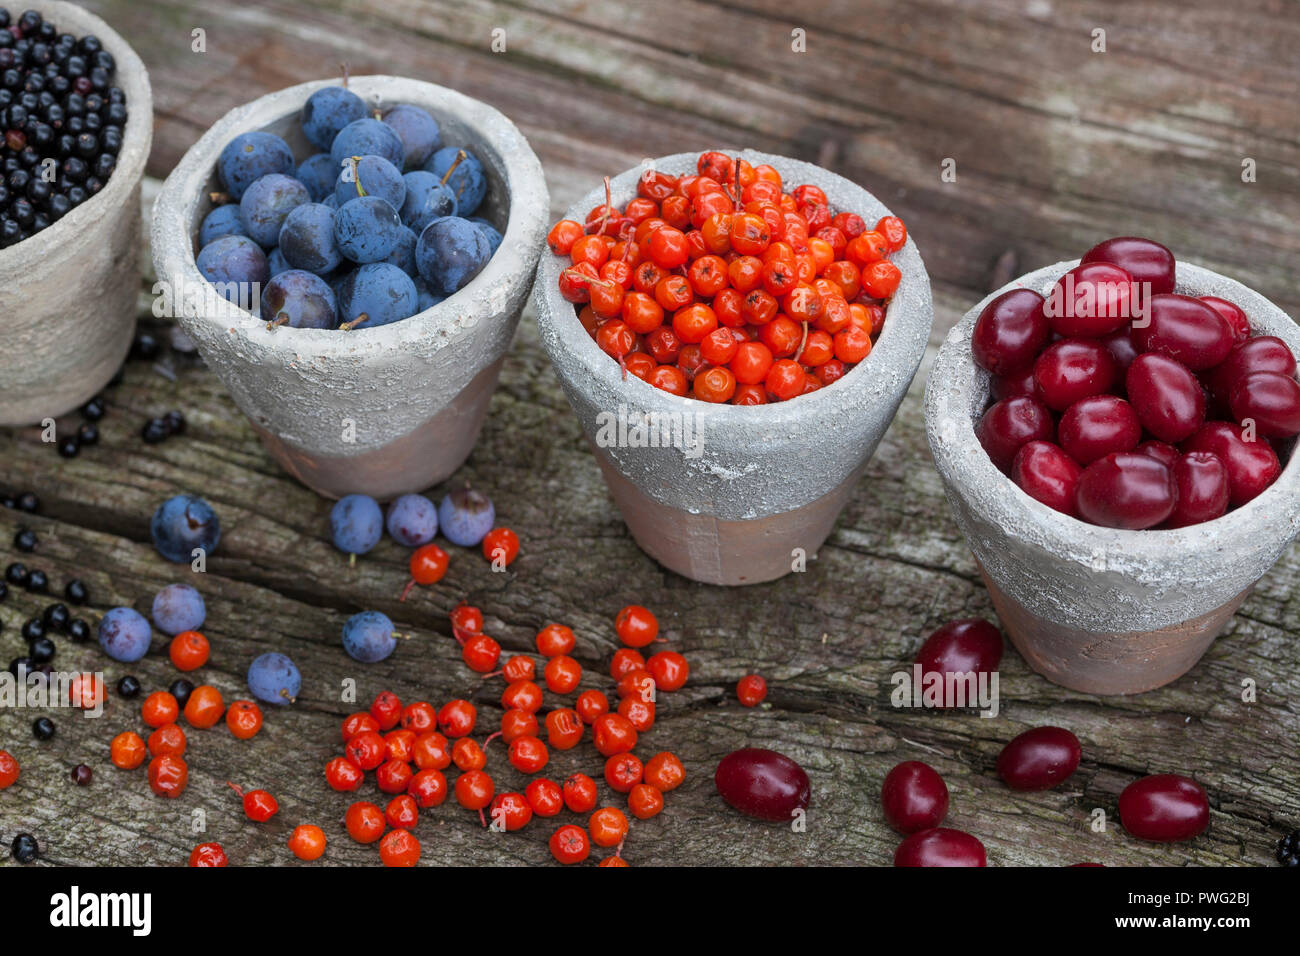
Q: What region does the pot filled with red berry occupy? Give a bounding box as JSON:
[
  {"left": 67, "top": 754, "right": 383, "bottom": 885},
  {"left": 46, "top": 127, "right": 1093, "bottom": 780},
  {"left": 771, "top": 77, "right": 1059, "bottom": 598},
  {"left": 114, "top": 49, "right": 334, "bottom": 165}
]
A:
[
  {"left": 534, "top": 150, "right": 932, "bottom": 585},
  {"left": 926, "top": 236, "right": 1300, "bottom": 694},
  {"left": 0, "top": 1, "right": 151, "bottom": 426},
  {"left": 151, "top": 75, "right": 547, "bottom": 499}
]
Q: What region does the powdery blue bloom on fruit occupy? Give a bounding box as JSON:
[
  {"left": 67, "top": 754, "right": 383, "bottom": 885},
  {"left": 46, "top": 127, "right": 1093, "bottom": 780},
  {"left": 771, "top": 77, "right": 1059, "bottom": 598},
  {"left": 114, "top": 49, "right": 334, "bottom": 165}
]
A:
[
  {"left": 151, "top": 584, "right": 206, "bottom": 636},
  {"left": 342, "top": 610, "right": 398, "bottom": 663},
  {"left": 330, "top": 494, "right": 383, "bottom": 555},
  {"left": 199, "top": 204, "right": 246, "bottom": 246},
  {"left": 296, "top": 153, "right": 339, "bottom": 202},
  {"left": 381, "top": 104, "right": 441, "bottom": 168},
  {"left": 438, "top": 488, "right": 495, "bottom": 546},
  {"left": 240, "top": 173, "right": 311, "bottom": 248},
  {"left": 151, "top": 495, "right": 221, "bottom": 564},
  {"left": 337, "top": 263, "right": 418, "bottom": 329},
  {"left": 268, "top": 246, "right": 290, "bottom": 278},
  {"left": 279, "top": 203, "right": 342, "bottom": 275},
  {"left": 335, "top": 196, "right": 406, "bottom": 264},
  {"left": 301, "top": 85, "right": 367, "bottom": 152},
  {"left": 99, "top": 607, "right": 152, "bottom": 663},
  {"left": 261, "top": 270, "right": 338, "bottom": 329},
  {"left": 416, "top": 216, "right": 491, "bottom": 294},
  {"left": 218, "top": 131, "right": 294, "bottom": 200},
  {"left": 413, "top": 276, "right": 446, "bottom": 313},
  {"left": 381, "top": 227, "right": 419, "bottom": 278},
  {"left": 196, "top": 235, "right": 269, "bottom": 306},
  {"left": 470, "top": 218, "right": 503, "bottom": 255},
  {"left": 334, "top": 154, "right": 406, "bottom": 211},
  {"left": 330, "top": 117, "right": 405, "bottom": 169},
  {"left": 386, "top": 493, "right": 437, "bottom": 546},
  {"left": 399, "top": 171, "right": 457, "bottom": 234},
  {"left": 248, "top": 652, "right": 301, "bottom": 705},
  {"left": 423, "top": 146, "right": 486, "bottom": 217}
]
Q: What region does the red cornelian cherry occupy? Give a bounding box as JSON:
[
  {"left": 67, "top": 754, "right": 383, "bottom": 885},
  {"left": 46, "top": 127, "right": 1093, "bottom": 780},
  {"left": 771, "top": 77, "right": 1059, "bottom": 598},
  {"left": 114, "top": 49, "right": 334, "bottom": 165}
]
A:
[
  {"left": 1133, "top": 294, "right": 1234, "bottom": 371},
  {"left": 1166, "top": 452, "right": 1230, "bottom": 528},
  {"left": 1075, "top": 452, "right": 1177, "bottom": 529},
  {"left": 914, "top": 618, "right": 1003, "bottom": 704},
  {"left": 1229, "top": 372, "right": 1300, "bottom": 438},
  {"left": 525, "top": 777, "right": 564, "bottom": 817},
  {"left": 996, "top": 727, "right": 1082, "bottom": 791},
  {"left": 975, "top": 396, "right": 1054, "bottom": 471},
  {"left": 1044, "top": 262, "right": 1136, "bottom": 338},
  {"left": 1125, "top": 352, "right": 1205, "bottom": 443},
  {"left": 1181, "top": 421, "right": 1281, "bottom": 506},
  {"left": 1199, "top": 295, "right": 1250, "bottom": 341},
  {"left": 1057, "top": 395, "right": 1141, "bottom": 466},
  {"left": 1119, "top": 774, "right": 1209, "bottom": 842},
  {"left": 1081, "top": 235, "right": 1175, "bottom": 296},
  {"left": 971, "top": 289, "right": 1050, "bottom": 375},
  {"left": 881, "top": 761, "right": 949, "bottom": 833},
  {"left": 715, "top": 748, "right": 809, "bottom": 821},
  {"left": 1011, "top": 441, "right": 1082, "bottom": 516},
  {"left": 894, "top": 828, "right": 986, "bottom": 867},
  {"left": 737, "top": 674, "right": 767, "bottom": 707},
  {"left": 1033, "top": 338, "right": 1117, "bottom": 412}
]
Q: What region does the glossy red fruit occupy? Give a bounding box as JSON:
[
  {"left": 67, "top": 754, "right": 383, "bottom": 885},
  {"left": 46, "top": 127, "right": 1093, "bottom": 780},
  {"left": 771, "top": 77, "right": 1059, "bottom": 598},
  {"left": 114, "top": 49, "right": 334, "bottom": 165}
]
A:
[
  {"left": 1199, "top": 296, "right": 1250, "bottom": 342},
  {"left": 914, "top": 619, "right": 1003, "bottom": 708},
  {"left": 714, "top": 748, "right": 810, "bottom": 822},
  {"left": 990, "top": 367, "right": 1039, "bottom": 402},
  {"left": 971, "top": 289, "right": 1050, "bottom": 375},
  {"left": 1135, "top": 439, "right": 1179, "bottom": 469},
  {"left": 881, "top": 761, "right": 949, "bottom": 833},
  {"left": 1058, "top": 395, "right": 1141, "bottom": 466},
  {"left": 1204, "top": 335, "right": 1296, "bottom": 405},
  {"left": 1181, "top": 421, "right": 1282, "bottom": 506},
  {"left": 1011, "top": 441, "right": 1083, "bottom": 516},
  {"left": 1032, "top": 339, "right": 1117, "bottom": 412},
  {"left": 1102, "top": 327, "right": 1139, "bottom": 373},
  {"left": 1165, "top": 452, "right": 1230, "bottom": 528},
  {"left": 1125, "top": 352, "right": 1205, "bottom": 443},
  {"left": 893, "top": 828, "right": 987, "bottom": 867},
  {"left": 1044, "top": 262, "right": 1137, "bottom": 337},
  {"left": 1075, "top": 452, "right": 1176, "bottom": 530},
  {"left": 1081, "top": 236, "right": 1176, "bottom": 296},
  {"left": 995, "top": 727, "right": 1081, "bottom": 791},
  {"left": 975, "top": 396, "right": 1054, "bottom": 471},
  {"left": 1229, "top": 371, "right": 1300, "bottom": 438},
  {"left": 1118, "top": 774, "right": 1210, "bottom": 842},
  {"left": 1132, "top": 294, "right": 1233, "bottom": 371}
]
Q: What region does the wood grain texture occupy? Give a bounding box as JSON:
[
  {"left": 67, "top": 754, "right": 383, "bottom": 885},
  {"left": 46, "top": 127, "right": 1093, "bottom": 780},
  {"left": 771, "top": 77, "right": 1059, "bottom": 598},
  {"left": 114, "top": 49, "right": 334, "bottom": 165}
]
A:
[{"left": 1, "top": 0, "right": 1298, "bottom": 867}]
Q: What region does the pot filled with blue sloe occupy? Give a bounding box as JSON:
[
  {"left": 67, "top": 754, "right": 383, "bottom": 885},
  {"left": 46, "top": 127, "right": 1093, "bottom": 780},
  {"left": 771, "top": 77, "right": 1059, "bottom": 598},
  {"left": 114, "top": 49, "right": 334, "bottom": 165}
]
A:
[
  {"left": 0, "top": 1, "right": 152, "bottom": 426},
  {"left": 151, "top": 76, "right": 548, "bottom": 499}
]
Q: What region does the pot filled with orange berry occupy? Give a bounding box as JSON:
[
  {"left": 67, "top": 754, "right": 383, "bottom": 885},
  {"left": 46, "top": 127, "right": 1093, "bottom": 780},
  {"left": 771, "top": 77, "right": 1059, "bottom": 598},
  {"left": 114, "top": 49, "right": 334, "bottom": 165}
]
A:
[
  {"left": 534, "top": 150, "right": 932, "bottom": 585},
  {"left": 926, "top": 236, "right": 1300, "bottom": 694}
]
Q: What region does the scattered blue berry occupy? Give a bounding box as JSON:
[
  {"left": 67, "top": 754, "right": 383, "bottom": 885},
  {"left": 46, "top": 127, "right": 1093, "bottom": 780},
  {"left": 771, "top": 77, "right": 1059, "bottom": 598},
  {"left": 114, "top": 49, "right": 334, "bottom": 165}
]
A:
[
  {"left": 98, "top": 607, "right": 151, "bottom": 663},
  {"left": 386, "top": 493, "right": 437, "bottom": 546},
  {"left": 151, "top": 583, "right": 206, "bottom": 636},
  {"left": 438, "top": 488, "right": 495, "bottom": 546},
  {"left": 330, "top": 494, "right": 383, "bottom": 556},
  {"left": 342, "top": 610, "right": 397, "bottom": 663},
  {"left": 247, "top": 652, "right": 300, "bottom": 705},
  {"left": 151, "top": 495, "right": 221, "bottom": 563}
]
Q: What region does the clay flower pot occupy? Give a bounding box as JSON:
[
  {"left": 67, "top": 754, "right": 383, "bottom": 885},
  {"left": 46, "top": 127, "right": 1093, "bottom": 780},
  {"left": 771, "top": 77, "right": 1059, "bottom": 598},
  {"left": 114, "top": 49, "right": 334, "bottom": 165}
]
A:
[
  {"left": 534, "top": 150, "right": 933, "bottom": 585},
  {"left": 926, "top": 260, "right": 1300, "bottom": 695},
  {"left": 152, "top": 77, "right": 548, "bottom": 499},
  {"left": 0, "top": 0, "right": 152, "bottom": 426}
]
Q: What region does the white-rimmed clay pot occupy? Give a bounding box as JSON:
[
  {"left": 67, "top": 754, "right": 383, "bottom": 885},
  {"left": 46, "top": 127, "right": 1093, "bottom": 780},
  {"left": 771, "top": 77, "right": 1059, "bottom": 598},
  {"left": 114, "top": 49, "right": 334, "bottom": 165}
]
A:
[
  {"left": 152, "top": 77, "right": 548, "bottom": 499},
  {"left": 534, "top": 150, "right": 933, "bottom": 586},
  {"left": 926, "top": 260, "right": 1300, "bottom": 695},
  {"left": 0, "top": 0, "right": 151, "bottom": 426}
]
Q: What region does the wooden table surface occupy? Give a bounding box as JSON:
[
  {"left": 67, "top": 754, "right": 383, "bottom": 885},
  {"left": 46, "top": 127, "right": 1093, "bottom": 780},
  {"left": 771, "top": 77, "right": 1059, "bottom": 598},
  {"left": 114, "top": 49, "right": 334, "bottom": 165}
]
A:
[{"left": 2, "top": 0, "right": 1298, "bottom": 866}]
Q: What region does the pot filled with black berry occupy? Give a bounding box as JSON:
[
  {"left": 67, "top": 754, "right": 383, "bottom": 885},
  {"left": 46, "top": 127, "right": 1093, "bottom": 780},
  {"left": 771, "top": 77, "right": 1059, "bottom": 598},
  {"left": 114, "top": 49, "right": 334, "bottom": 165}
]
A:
[
  {"left": 925, "top": 236, "right": 1300, "bottom": 694},
  {"left": 0, "top": 1, "right": 151, "bottom": 426},
  {"left": 534, "top": 150, "right": 933, "bottom": 585},
  {"left": 152, "top": 75, "right": 548, "bottom": 499}
]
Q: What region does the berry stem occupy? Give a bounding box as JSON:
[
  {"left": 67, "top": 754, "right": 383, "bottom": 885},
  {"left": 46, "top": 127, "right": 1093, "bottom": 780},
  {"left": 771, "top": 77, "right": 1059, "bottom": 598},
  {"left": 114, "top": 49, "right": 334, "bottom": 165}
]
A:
[{"left": 439, "top": 149, "right": 467, "bottom": 187}]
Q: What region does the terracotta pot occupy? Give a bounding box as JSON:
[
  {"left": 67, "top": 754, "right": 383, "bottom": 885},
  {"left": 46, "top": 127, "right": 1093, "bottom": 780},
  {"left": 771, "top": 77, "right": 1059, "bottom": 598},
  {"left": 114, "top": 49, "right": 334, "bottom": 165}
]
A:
[
  {"left": 534, "top": 151, "right": 933, "bottom": 585},
  {"left": 925, "top": 260, "right": 1300, "bottom": 694},
  {"left": 0, "top": 0, "right": 152, "bottom": 426},
  {"left": 151, "top": 76, "right": 548, "bottom": 499}
]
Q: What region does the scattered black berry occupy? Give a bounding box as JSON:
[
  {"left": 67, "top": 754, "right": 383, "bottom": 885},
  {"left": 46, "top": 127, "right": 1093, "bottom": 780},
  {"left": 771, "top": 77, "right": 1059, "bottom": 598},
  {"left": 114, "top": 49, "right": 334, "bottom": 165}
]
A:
[
  {"left": 10, "top": 833, "right": 38, "bottom": 863},
  {"left": 64, "top": 577, "right": 88, "bottom": 604},
  {"left": 76, "top": 421, "right": 98, "bottom": 445},
  {"left": 8, "top": 656, "right": 31, "bottom": 677},
  {"left": 81, "top": 395, "right": 105, "bottom": 421},
  {"left": 13, "top": 528, "right": 35, "bottom": 551},
  {"left": 169, "top": 678, "right": 194, "bottom": 707},
  {"left": 56, "top": 435, "right": 79, "bottom": 457},
  {"left": 32, "top": 716, "right": 55, "bottom": 740},
  {"left": 67, "top": 618, "right": 89, "bottom": 642},
  {"left": 5, "top": 561, "right": 28, "bottom": 585},
  {"left": 116, "top": 674, "right": 140, "bottom": 698},
  {"left": 70, "top": 763, "right": 92, "bottom": 786},
  {"left": 131, "top": 330, "right": 160, "bottom": 360},
  {"left": 1279, "top": 830, "right": 1300, "bottom": 867},
  {"left": 24, "top": 568, "right": 47, "bottom": 592},
  {"left": 16, "top": 491, "right": 38, "bottom": 512},
  {"left": 163, "top": 410, "right": 186, "bottom": 436},
  {"left": 140, "top": 417, "right": 168, "bottom": 444},
  {"left": 20, "top": 618, "right": 43, "bottom": 641},
  {"left": 42, "top": 602, "right": 69, "bottom": 632},
  {"left": 28, "top": 636, "right": 54, "bottom": 663}
]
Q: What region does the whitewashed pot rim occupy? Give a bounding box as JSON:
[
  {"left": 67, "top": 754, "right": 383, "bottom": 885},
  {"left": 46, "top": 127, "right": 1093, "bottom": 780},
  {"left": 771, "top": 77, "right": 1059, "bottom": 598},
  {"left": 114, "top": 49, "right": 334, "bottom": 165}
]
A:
[
  {"left": 152, "top": 75, "right": 548, "bottom": 360},
  {"left": 0, "top": 0, "right": 152, "bottom": 272},
  {"left": 926, "top": 259, "right": 1300, "bottom": 569}
]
